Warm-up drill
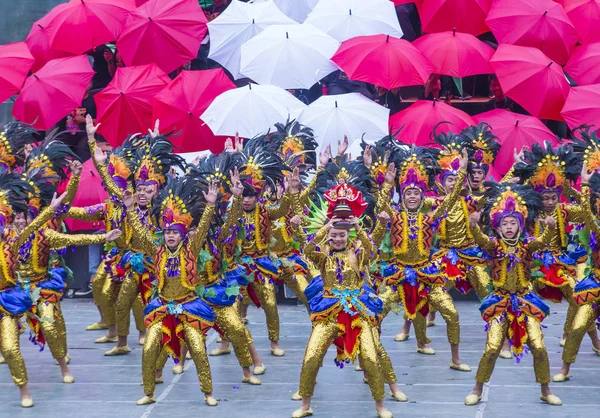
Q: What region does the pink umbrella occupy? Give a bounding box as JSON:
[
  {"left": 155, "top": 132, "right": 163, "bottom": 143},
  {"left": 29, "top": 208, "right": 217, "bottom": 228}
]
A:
[
  {"left": 12, "top": 56, "right": 95, "bottom": 130},
  {"left": 64, "top": 159, "right": 108, "bottom": 232},
  {"left": 485, "top": 0, "right": 579, "bottom": 65},
  {"left": 389, "top": 99, "right": 473, "bottom": 146},
  {"left": 563, "top": 0, "right": 600, "bottom": 45},
  {"left": 412, "top": 29, "right": 494, "bottom": 77},
  {"left": 473, "top": 108, "right": 558, "bottom": 174},
  {"left": 116, "top": 0, "right": 208, "bottom": 74},
  {"left": 0, "top": 42, "right": 35, "bottom": 104},
  {"left": 564, "top": 42, "right": 600, "bottom": 86},
  {"left": 25, "top": 3, "right": 73, "bottom": 72},
  {"left": 489, "top": 44, "right": 570, "bottom": 121},
  {"left": 417, "top": 0, "right": 492, "bottom": 36},
  {"left": 560, "top": 84, "right": 600, "bottom": 129}
]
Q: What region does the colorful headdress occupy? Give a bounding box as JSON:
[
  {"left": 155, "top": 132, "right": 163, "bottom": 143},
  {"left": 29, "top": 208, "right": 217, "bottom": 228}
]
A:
[
  {"left": 514, "top": 142, "right": 580, "bottom": 195},
  {"left": 432, "top": 125, "right": 466, "bottom": 182},
  {"left": 239, "top": 135, "right": 289, "bottom": 196},
  {"left": 25, "top": 137, "right": 79, "bottom": 184},
  {"left": 154, "top": 175, "right": 205, "bottom": 237},
  {"left": 482, "top": 182, "right": 541, "bottom": 230},
  {"left": 22, "top": 167, "right": 60, "bottom": 218},
  {"left": 396, "top": 146, "right": 440, "bottom": 195},
  {"left": 461, "top": 123, "right": 500, "bottom": 174},
  {"left": 268, "top": 119, "right": 318, "bottom": 174},
  {"left": 0, "top": 121, "right": 40, "bottom": 173},
  {"left": 187, "top": 151, "right": 243, "bottom": 204},
  {"left": 571, "top": 126, "right": 600, "bottom": 173},
  {"left": 133, "top": 135, "right": 185, "bottom": 188},
  {"left": 0, "top": 172, "right": 34, "bottom": 232},
  {"left": 359, "top": 136, "right": 407, "bottom": 186},
  {"left": 106, "top": 136, "right": 141, "bottom": 191}
]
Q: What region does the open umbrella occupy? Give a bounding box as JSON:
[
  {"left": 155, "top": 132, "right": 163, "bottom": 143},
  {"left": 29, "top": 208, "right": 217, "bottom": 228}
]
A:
[
  {"left": 152, "top": 69, "right": 236, "bottom": 153},
  {"left": 331, "top": 34, "right": 434, "bottom": 89},
  {"left": 473, "top": 109, "right": 558, "bottom": 174},
  {"left": 563, "top": 0, "right": 600, "bottom": 45},
  {"left": 44, "top": 0, "right": 135, "bottom": 55},
  {"left": 12, "top": 56, "right": 95, "bottom": 130},
  {"left": 200, "top": 83, "right": 306, "bottom": 138},
  {"left": 0, "top": 42, "right": 35, "bottom": 104},
  {"left": 208, "top": 0, "right": 296, "bottom": 80},
  {"left": 94, "top": 64, "right": 170, "bottom": 146},
  {"left": 561, "top": 84, "right": 600, "bottom": 129},
  {"left": 564, "top": 43, "right": 600, "bottom": 86},
  {"left": 65, "top": 159, "right": 109, "bottom": 232},
  {"left": 239, "top": 24, "right": 339, "bottom": 89},
  {"left": 25, "top": 3, "right": 73, "bottom": 72},
  {"left": 253, "top": 0, "right": 318, "bottom": 22},
  {"left": 389, "top": 100, "right": 473, "bottom": 146},
  {"left": 297, "top": 92, "right": 390, "bottom": 147},
  {"left": 412, "top": 30, "right": 494, "bottom": 77},
  {"left": 489, "top": 44, "right": 570, "bottom": 121},
  {"left": 117, "top": 0, "right": 208, "bottom": 74},
  {"left": 305, "top": 0, "right": 403, "bottom": 42},
  {"left": 486, "top": 0, "right": 579, "bottom": 65},
  {"left": 417, "top": 0, "right": 492, "bottom": 36}
]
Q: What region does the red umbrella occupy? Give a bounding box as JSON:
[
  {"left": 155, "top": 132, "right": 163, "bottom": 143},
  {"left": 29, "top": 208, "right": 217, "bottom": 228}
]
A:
[
  {"left": 489, "top": 44, "right": 570, "bottom": 121},
  {"left": 560, "top": 84, "right": 600, "bottom": 129},
  {"left": 0, "top": 42, "right": 35, "bottom": 104},
  {"left": 94, "top": 64, "right": 170, "bottom": 146},
  {"left": 417, "top": 0, "right": 492, "bottom": 36},
  {"left": 64, "top": 159, "right": 109, "bottom": 232},
  {"left": 331, "top": 35, "right": 435, "bottom": 90},
  {"left": 25, "top": 4, "right": 73, "bottom": 72},
  {"left": 392, "top": 0, "right": 422, "bottom": 4},
  {"left": 389, "top": 99, "right": 473, "bottom": 146},
  {"left": 412, "top": 30, "right": 494, "bottom": 77},
  {"left": 564, "top": 43, "right": 600, "bottom": 86},
  {"left": 563, "top": 0, "right": 600, "bottom": 44},
  {"left": 12, "top": 56, "right": 95, "bottom": 130},
  {"left": 45, "top": 0, "right": 136, "bottom": 55},
  {"left": 116, "top": 0, "right": 208, "bottom": 74},
  {"left": 473, "top": 109, "right": 558, "bottom": 174},
  {"left": 485, "top": 0, "right": 579, "bottom": 65},
  {"left": 152, "top": 70, "right": 235, "bottom": 154}
]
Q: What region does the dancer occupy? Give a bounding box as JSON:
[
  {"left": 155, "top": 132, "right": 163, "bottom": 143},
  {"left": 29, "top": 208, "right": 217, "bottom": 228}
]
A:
[{"left": 465, "top": 183, "right": 561, "bottom": 406}]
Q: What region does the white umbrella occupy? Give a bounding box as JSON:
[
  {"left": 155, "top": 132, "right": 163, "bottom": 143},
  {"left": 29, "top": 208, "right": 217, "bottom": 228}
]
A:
[
  {"left": 305, "top": 0, "right": 403, "bottom": 42},
  {"left": 297, "top": 93, "right": 389, "bottom": 148},
  {"left": 253, "top": 0, "right": 319, "bottom": 23},
  {"left": 240, "top": 24, "right": 339, "bottom": 89},
  {"left": 200, "top": 83, "right": 307, "bottom": 138},
  {"left": 207, "top": 0, "right": 297, "bottom": 79}
]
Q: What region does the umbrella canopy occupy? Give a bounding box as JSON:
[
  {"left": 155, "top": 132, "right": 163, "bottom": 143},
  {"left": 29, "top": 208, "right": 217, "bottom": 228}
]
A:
[
  {"left": 417, "top": 0, "right": 492, "bottom": 36},
  {"left": 239, "top": 24, "right": 339, "bottom": 89},
  {"left": 297, "top": 93, "right": 390, "bottom": 148},
  {"left": 0, "top": 42, "right": 35, "bottom": 104},
  {"left": 305, "top": 0, "right": 403, "bottom": 42},
  {"left": 253, "top": 0, "right": 318, "bottom": 22},
  {"left": 65, "top": 159, "right": 108, "bottom": 232},
  {"left": 489, "top": 44, "right": 570, "bottom": 121},
  {"left": 200, "top": 83, "right": 307, "bottom": 138},
  {"left": 389, "top": 99, "right": 473, "bottom": 146},
  {"left": 561, "top": 84, "right": 600, "bottom": 129},
  {"left": 412, "top": 30, "right": 494, "bottom": 77},
  {"left": 485, "top": 0, "right": 579, "bottom": 65},
  {"left": 117, "top": 0, "right": 208, "bottom": 74},
  {"left": 473, "top": 109, "right": 558, "bottom": 174},
  {"left": 564, "top": 42, "right": 600, "bottom": 86},
  {"left": 152, "top": 69, "right": 236, "bottom": 153},
  {"left": 332, "top": 34, "right": 434, "bottom": 89},
  {"left": 94, "top": 64, "right": 171, "bottom": 146},
  {"left": 12, "top": 56, "right": 95, "bottom": 130},
  {"left": 44, "top": 0, "right": 136, "bottom": 55},
  {"left": 25, "top": 3, "right": 73, "bottom": 72},
  {"left": 208, "top": 0, "right": 296, "bottom": 80},
  {"left": 563, "top": 0, "right": 600, "bottom": 45}
]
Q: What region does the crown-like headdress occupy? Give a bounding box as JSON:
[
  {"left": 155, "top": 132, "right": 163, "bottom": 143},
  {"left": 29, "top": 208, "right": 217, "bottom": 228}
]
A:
[
  {"left": 268, "top": 119, "right": 318, "bottom": 174},
  {"left": 482, "top": 182, "right": 541, "bottom": 230},
  {"left": 359, "top": 136, "right": 406, "bottom": 186},
  {"left": 133, "top": 135, "right": 185, "bottom": 188},
  {"left": 239, "top": 135, "right": 289, "bottom": 196},
  {"left": 188, "top": 151, "right": 243, "bottom": 203},
  {"left": 432, "top": 125, "right": 466, "bottom": 182},
  {"left": 572, "top": 126, "right": 600, "bottom": 173},
  {"left": 396, "top": 146, "right": 440, "bottom": 194},
  {"left": 0, "top": 121, "right": 40, "bottom": 173},
  {"left": 461, "top": 123, "right": 501, "bottom": 174},
  {"left": 0, "top": 172, "right": 34, "bottom": 232},
  {"left": 106, "top": 135, "right": 142, "bottom": 191},
  {"left": 26, "top": 137, "right": 78, "bottom": 184},
  {"left": 154, "top": 175, "right": 205, "bottom": 237},
  {"left": 514, "top": 142, "right": 580, "bottom": 195}
]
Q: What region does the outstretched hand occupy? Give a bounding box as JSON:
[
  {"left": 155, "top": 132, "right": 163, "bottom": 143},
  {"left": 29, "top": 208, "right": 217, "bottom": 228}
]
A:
[
  {"left": 230, "top": 167, "right": 243, "bottom": 197},
  {"left": 70, "top": 160, "right": 82, "bottom": 176},
  {"left": 384, "top": 162, "right": 396, "bottom": 185},
  {"left": 123, "top": 190, "right": 135, "bottom": 210},
  {"left": 469, "top": 212, "right": 481, "bottom": 229},
  {"left": 337, "top": 135, "right": 349, "bottom": 157},
  {"left": 203, "top": 182, "right": 219, "bottom": 206},
  {"left": 50, "top": 191, "right": 69, "bottom": 210},
  {"left": 105, "top": 229, "right": 122, "bottom": 242},
  {"left": 86, "top": 115, "right": 100, "bottom": 141}
]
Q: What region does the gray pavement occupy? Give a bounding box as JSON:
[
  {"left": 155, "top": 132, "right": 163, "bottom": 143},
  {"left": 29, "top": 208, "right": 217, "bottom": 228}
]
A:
[{"left": 1, "top": 298, "right": 598, "bottom": 418}]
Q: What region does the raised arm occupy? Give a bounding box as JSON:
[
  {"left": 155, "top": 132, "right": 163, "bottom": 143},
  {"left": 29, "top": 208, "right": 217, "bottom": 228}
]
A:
[
  {"left": 189, "top": 183, "right": 218, "bottom": 255},
  {"left": 46, "top": 228, "right": 108, "bottom": 249},
  {"left": 304, "top": 225, "right": 328, "bottom": 268},
  {"left": 124, "top": 192, "right": 156, "bottom": 254},
  {"left": 528, "top": 223, "right": 556, "bottom": 252},
  {"left": 371, "top": 212, "right": 391, "bottom": 247},
  {"left": 11, "top": 206, "right": 56, "bottom": 250},
  {"left": 468, "top": 212, "right": 495, "bottom": 251},
  {"left": 66, "top": 204, "right": 106, "bottom": 222},
  {"left": 218, "top": 168, "right": 244, "bottom": 242},
  {"left": 430, "top": 171, "right": 467, "bottom": 220}
]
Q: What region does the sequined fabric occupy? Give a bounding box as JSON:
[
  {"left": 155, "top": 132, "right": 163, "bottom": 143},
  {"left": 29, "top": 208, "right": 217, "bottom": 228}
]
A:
[
  {"left": 213, "top": 304, "right": 253, "bottom": 367},
  {"left": 562, "top": 303, "right": 600, "bottom": 364},
  {"left": 0, "top": 315, "right": 28, "bottom": 386}
]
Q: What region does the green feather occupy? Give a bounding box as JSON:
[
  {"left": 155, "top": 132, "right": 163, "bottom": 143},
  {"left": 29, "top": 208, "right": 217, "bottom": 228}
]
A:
[{"left": 225, "top": 284, "right": 240, "bottom": 297}]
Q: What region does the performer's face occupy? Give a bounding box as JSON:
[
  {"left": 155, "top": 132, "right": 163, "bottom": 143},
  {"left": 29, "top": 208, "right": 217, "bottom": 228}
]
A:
[
  {"left": 164, "top": 229, "right": 183, "bottom": 250},
  {"left": 541, "top": 191, "right": 559, "bottom": 213},
  {"left": 328, "top": 227, "right": 349, "bottom": 250},
  {"left": 403, "top": 188, "right": 422, "bottom": 211},
  {"left": 13, "top": 212, "right": 26, "bottom": 232},
  {"left": 499, "top": 216, "right": 520, "bottom": 239},
  {"left": 243, "top": 195, "right": 258, "bottom": 211},
  {"left": 136, "top": 185, "right": 157, "bottom": 207},
  {"left": 470, "top": 168, "right": 485, "bottom": 189},
  {"left": 443, "top": 174, "right": 459, "bottom": 194}
]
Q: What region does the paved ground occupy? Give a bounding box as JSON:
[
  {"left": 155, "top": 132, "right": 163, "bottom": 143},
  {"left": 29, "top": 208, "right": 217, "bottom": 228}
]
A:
[{"left": 1, "top": 298, "right": 599, "bottom": 418}]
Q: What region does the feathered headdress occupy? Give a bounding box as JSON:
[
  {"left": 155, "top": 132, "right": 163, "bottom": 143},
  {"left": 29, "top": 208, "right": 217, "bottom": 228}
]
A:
[
  {"left": 133, "top": 135, "right": 185, "bottom": 189},
  {"left": 154, "top": 175, "right": 205, "bottom": 237},
  {"left": 461, "top": 123, "right": 500, "bottom": 174},
  {"left": 239, "top": 135, "right": 289, "bottom": 196},
  {"left": 396, "top": 146, "right": 440, "bottom": 195},
  {"left": 432, "top": 124, "right": 466, "bottom": 182},
  {"left": 359, "top": 136, "right": 407, "bottom": 186},
  {"left": 514, "top": 142, "right": 580, "bottom": 195},
  {"left": 571, "top": 126, "right": 600, "bottom": 173},
  {"left": 267, "top": 119, "right": 318, "bottom": 174},
  {"left": 22, "top": 167, "right": 60, "bottom": 218},
  {"left": 187, "top": 151, "right": 243, "bottom": 203},
  {"left": 0, "top": 172, "right": 34, "bottom": 232},
  {"left": 106, "top": 136, "right": 142, "bottom": 191},
  {"left": 482, "top": 182, "right": 541, "bottom": 230},
  {"left": 0, "top": 121, "right": 40, "bottom": 173},
  {"left": 25, "top": 137, "right": 79, "bottom": 183}
]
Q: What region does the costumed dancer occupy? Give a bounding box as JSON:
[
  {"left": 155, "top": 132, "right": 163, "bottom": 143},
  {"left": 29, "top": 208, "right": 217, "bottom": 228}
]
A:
[
  {"left": 514, "top": 142, "right": 596, "bottom": 347},
  {"left": 464, "top": 182, "right": 561, "bottom": 406},
  {"left": 128, "top": 177, "right": 219, "bottom": 406}
]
